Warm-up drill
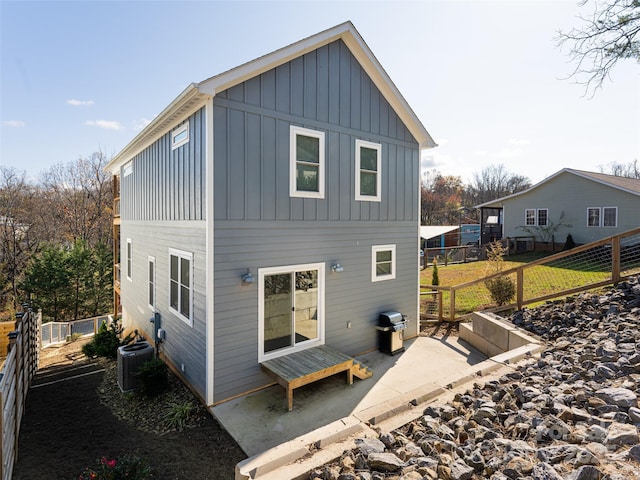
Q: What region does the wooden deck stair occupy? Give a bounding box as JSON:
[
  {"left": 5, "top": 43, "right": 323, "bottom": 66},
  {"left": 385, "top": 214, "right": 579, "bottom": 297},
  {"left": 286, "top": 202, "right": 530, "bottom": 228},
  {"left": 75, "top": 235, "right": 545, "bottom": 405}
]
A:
[{"left": 351, "top": 359, "right": 373, "bottom": 380}]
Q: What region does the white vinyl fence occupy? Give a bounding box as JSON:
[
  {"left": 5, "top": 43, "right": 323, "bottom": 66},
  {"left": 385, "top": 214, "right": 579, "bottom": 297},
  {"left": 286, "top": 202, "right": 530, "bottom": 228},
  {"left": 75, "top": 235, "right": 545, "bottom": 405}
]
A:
[{"left": 41, "top": 315, "right": 113, "bottom": 349}]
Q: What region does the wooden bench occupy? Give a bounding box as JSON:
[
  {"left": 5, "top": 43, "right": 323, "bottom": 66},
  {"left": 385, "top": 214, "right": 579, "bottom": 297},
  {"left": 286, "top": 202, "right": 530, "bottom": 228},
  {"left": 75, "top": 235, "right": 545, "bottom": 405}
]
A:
[{"left": 260, "top": 345, "right": 354, "bottom": 411}]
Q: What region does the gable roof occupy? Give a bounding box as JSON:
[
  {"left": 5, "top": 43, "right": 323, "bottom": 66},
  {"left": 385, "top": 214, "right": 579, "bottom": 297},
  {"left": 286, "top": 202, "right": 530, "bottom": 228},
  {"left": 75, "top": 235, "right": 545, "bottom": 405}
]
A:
[
  {"left": 105, "top": 21, "right": 435, "bottom": 174},
  {"left": 475, "top": 168, "right": 640, "bottom": 209}
]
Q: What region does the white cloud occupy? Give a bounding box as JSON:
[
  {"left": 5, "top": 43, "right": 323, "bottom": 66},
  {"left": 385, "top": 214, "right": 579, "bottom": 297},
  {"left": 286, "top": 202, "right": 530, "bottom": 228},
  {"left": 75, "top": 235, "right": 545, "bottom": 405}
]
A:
[
  {"left": 85, "top": 120, "right": 124, "bottom": 131},
  {"left": 67, "top": 99, "right": 95, "bottom": 107},
  {"left": 496, "top": 147, "right": 524, "bottom": 158},
  {"left": 133, "top": 117, "right": 152, "bottom": 131},
  {"left": 1, "top": 120, "right": 25, "bottom": 127},
  {"left": 507, "top": 138, "right": 530, "bottom": 146},
  {"left": 473, "top": 150, "right": 489, "bottom": 157}
]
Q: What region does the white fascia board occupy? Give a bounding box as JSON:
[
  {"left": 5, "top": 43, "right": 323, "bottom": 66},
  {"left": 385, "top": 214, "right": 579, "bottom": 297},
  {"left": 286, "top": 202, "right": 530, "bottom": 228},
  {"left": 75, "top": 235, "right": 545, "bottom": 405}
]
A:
[{"left": 104, "top": 84, "right": 209, "bottom": 175}]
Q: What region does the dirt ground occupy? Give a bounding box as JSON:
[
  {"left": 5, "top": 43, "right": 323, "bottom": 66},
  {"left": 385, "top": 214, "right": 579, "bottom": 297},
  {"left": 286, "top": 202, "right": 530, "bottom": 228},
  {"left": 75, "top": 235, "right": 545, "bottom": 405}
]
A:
[{"left": 12, "top": 338, "right": 246, "bottom": 480}]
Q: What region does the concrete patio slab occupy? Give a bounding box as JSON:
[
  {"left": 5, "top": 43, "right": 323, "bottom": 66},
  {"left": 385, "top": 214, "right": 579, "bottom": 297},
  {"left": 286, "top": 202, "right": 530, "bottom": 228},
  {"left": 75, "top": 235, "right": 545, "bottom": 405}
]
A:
[{"left": 212, "top": 335, "right": 486, "bottom": 457}]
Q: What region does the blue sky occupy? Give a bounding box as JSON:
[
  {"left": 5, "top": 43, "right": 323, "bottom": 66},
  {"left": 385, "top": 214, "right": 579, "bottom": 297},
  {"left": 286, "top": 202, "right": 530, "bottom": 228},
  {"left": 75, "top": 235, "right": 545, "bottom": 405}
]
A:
[{"left": 1, "top": 0, "right": 638, "bottom": 185}]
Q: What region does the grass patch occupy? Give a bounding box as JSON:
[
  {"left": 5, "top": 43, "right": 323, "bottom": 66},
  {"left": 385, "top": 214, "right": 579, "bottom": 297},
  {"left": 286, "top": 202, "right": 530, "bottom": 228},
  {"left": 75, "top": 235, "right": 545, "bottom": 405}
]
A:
[{"left": 421, "top": 251, "right": 611, "bottom": 317}]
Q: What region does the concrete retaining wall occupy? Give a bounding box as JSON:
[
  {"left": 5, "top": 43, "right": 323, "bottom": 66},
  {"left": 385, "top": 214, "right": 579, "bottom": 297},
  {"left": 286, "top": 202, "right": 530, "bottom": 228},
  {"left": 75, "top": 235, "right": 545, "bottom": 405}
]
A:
[{"left": 459, "top": 311, "right": 540, "bottom": 357}]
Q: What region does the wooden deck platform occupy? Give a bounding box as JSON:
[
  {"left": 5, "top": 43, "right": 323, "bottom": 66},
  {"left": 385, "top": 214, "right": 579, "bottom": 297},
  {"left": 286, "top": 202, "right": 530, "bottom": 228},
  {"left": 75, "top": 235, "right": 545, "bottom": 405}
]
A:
[{"left": 260, "top": 345, "right": 354, "bottom": 411}]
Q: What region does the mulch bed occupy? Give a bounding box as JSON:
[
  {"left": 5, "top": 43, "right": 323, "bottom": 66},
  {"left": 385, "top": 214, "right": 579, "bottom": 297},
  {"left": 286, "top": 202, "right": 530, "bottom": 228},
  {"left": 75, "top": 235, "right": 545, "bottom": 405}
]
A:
[{"left": 12, "top": 339, "right": 246, "bottom": 480}]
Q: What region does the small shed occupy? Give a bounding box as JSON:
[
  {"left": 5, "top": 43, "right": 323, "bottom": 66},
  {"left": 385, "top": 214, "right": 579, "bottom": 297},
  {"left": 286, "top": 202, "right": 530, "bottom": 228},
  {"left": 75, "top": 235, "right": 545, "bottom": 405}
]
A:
[{"left": 420, "top": 226, "right": 459, "bottom": 250}]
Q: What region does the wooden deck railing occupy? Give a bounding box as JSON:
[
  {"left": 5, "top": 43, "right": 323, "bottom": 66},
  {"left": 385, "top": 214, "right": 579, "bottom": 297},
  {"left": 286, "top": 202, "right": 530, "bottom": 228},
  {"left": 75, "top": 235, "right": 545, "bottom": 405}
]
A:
[{"left": 421, "top": 227, "right": 640, "bottom": 322}]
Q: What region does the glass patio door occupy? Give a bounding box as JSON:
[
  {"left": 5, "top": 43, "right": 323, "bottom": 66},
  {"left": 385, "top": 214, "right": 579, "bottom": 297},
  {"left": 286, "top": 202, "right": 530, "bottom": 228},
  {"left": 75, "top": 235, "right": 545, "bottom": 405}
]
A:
[{"left": 259, "top": 263, "right": 324, "bottom": 360}]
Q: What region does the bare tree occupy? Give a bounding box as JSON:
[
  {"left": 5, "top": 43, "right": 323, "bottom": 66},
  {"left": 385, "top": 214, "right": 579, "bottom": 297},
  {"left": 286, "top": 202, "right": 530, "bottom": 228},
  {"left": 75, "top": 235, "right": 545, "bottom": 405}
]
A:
[
  {"left": 0, "top": 167, "right": 41, "bottom": 310},
  {"left": 466, "top": 164, "right": 531, "bottom": 205},
  {"left": 38, "top": 152, "right": 113, "bottom": 248},
  {"left": 557, "top": 0, "right": 640, "bottom": 96},
  {"left": 598, "top": 159, "right": 640, "bottom": 178}
]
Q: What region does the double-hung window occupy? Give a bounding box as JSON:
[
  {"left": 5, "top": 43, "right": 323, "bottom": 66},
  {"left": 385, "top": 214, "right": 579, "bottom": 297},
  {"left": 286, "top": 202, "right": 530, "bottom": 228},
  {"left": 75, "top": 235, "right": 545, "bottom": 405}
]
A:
[
  {"left": 355, "top": 139, "right": 381, "bottom": 201},
  {"left": 372, "top": 245, "right": 396, "bottom": 282},
  {"left": 524, "top": 208, "right": 548, "bottom": 226},
  {"left": 169, "top": 249, "right": 193, "bottom": 326},
  {"left": 290, "top": 126, "right": 325, "bottom": 198},
  {"left": 525, "top": 209, "right": 536, "bottom": 226},
  {"left": 603, "top": 207, "right": 617, "bottom": 227},
  {"left": 588, "top": 207, "right": 617, "bottom": 227}
]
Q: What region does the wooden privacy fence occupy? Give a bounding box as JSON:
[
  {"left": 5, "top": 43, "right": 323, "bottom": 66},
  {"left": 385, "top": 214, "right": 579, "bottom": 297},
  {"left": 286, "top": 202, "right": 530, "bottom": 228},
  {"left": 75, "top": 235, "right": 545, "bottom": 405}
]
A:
[
  {"left": 421, "top": 227, "right": 640, "bottom": 322},
  {"left": 0, "top": 305, "right": 39, "bottom": 480}
]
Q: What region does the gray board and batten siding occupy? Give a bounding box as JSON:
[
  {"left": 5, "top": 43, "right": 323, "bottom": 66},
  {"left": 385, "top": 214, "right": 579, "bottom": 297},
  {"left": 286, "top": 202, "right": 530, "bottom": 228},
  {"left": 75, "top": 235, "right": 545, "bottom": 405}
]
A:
[
  {"left": 119, "top": 107, "right": 206, "bottom": 222},
  {"left": 211, "top": 40, "right": 420, "bottom": 403},
  {"left": 117, "top": 37, "right": 423, "bottom": 405}
]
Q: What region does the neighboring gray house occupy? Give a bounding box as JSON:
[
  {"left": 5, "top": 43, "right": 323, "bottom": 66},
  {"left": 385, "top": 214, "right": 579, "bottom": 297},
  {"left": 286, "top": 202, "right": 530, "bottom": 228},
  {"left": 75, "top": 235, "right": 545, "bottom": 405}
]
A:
[
  {"left": 476, "top": 169, "right": 640, "bottom": 247},
  {"left": 105, "top": 22, "right": 435, "bottom": 407}
]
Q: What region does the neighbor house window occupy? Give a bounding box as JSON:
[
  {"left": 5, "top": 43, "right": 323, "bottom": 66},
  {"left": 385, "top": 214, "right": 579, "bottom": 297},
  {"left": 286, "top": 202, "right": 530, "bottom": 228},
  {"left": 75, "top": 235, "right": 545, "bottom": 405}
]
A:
[
  {"left": 126, "top": 238, "right": 132, "bottom": 281},
  {"left": 603, "top": 207, "right": 617, "bottom": 227},
  {"left": 171, "top": 121, "right": 189, "bottom": 150},
  {"left": 123, "top": 161, "right": 133, "bottom": 177},
  {"left": 537, "top": 209, "right": 548, "bottom": 226},
  {"left": 525, "top": 209, "right": 536, "bottom": 226},
  {"left": 148, "top": 256, "right": 156, "bottom": 311},
  {"left": 372, "top": 245, "right": 396, "bottom": 282},
  {"left": 524, "top": 208, "right": 548, "bottom": 226},
  {"left": 169, "top": 249, "right": 193, "bottom": 326},
  {"left": 355, "top": 139, "right": 381, "bottom": 201},
  {"left": 290, "top": 125, "right": 325, "bottom": 198},
  {"left": 587, "top": 207, "right": 601, "bottom": 227}
]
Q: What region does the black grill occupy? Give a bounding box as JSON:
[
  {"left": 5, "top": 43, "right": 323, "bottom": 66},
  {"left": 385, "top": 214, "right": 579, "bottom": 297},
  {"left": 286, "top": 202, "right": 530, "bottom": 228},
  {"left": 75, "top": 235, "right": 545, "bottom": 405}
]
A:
[{"left": 376, "top": 311, "right": 406, "bottom": 355}]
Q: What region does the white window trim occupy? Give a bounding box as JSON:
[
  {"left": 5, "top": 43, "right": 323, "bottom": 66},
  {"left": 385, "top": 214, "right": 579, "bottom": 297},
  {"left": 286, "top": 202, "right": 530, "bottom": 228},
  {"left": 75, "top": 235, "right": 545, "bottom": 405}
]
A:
[
  {"left": 123, "top": 161, "right": 133, "bottom": 177},
  {"left": 587, "top": 207, "right": 601, "bottom": 227},
  {"left": 524, "top": 209, "right": 536, "bottom": 226},
  {"left": 148, "top": 256, "right": 156, "bottom": 311},
  {"left": 355, "top": 139, "right": 382, "bottom": 202},
  {"left": 171, "top": 121, "right": 190, "bottom": 150},
  {"left": 289, "top": 125, "right": 325, "bottom": 199},
  {"left": 372, "top": 244, "right": 396, "bottom": 282},
  {"left": 168, "top": 248, "right": 194, "bottom": 327},
  {"left": 603, "top": 206, "right": 618, "bottom": 227},
  {"left": 258, "top": 262, "right": 325, "bottom": 362},
  {"left": 126, "top": 238, "right": 132, "bottom": 282}
]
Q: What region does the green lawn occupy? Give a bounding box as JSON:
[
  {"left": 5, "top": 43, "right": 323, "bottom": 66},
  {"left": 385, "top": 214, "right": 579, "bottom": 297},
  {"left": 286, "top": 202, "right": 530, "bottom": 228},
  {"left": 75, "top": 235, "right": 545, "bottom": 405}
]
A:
[{"left": 420, "top": 251, "right": 611, "bottom": 317}]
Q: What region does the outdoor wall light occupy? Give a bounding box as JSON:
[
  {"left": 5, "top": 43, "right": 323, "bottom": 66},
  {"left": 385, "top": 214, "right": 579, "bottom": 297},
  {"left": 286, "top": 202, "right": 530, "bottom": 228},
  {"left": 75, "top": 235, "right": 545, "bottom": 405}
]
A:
[
  {"left": 241, "top": 269, "right": 255, "bottom": 285},
  {"left": 331, "top": 263, "right": 344, "bottom": 273}
]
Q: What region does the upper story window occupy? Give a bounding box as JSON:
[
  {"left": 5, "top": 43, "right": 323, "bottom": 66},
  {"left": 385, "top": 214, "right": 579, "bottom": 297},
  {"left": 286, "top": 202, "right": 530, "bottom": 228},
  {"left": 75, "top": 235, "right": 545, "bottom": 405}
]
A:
[
  {"left": 169, "top": 248, "right": 193, "bottom": 326},
  {"left": 355, "top": 139, "right": 382, "bottom": 202},
  {"left": 524, "top": 208, "right": 548, "bottom": 226},
  {"left": 123, "top": 161, "right": 133, "bottom": 177},
  {"left": 171, "top": 121, "right": 190, "bottom": 150},
  {"left": 290, "top": 125, "right": 325, "bottom": 199},
  {"left": 372, "top": 244, "right": 396, "bottom": 282},
  {"left": 588, "top": 206, "right": 617, "bottom": 227}
]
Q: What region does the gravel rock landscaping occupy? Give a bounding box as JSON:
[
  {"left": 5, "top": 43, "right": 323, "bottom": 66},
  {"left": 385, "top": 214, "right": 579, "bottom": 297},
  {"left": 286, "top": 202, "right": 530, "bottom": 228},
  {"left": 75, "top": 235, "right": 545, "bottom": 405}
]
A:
[{"left": 310, "top": 276, "right": 640, "bottom": 480}]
